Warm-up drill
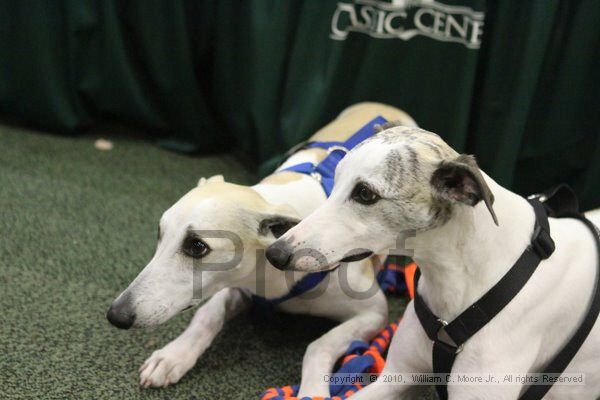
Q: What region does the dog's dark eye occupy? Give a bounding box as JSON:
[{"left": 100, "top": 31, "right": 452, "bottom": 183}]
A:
[
  {"left": 182, "top": 236, "right": 210, "bottom": 258},
  {"left": 351, "top": 183, "right": 381, "bottom": 205}
]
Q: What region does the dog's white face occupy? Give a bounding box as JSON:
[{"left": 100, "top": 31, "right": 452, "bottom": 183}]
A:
[
  {"left": 108, "top": 176, "right": 299, "bottom": 328},
  {"left": 268, "top": 126, "right": 497, "bottom": 272}
]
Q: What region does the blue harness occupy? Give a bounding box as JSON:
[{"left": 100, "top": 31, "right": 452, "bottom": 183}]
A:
[
  {"left": 252, "top": 116, "right": 388, "bottom": 309},
  {"left": 279, "top": 115, "right": 387, "bottom": 196}
]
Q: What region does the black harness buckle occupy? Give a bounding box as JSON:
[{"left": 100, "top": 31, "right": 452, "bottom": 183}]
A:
[
  {"left": 435, "top": 319, "right": 464, "bottom": 354},
  {"left": 531, "top": 224, "right": 555, "bottom": 259}
]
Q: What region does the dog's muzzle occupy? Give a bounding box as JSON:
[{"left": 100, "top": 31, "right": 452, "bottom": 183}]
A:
[
  {"left": 266, "top": 241, "right": 293, "bottom": 270},
  {"left": 106, "top": 293, "right": 136, "bottom": 330}
]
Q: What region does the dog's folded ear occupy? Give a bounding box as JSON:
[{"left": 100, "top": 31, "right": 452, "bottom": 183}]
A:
[
  {"left": 259, "top": 216, "right": 300, "bottom": 239},
  {"left": 198, "top": 175, "right": 225, "bottom": 186},
  {"left": 257, "top": 205, "right": 301, "bottom": 243},
  {"left": 431, "top": 154, "right": 499, "bottom": 225}
]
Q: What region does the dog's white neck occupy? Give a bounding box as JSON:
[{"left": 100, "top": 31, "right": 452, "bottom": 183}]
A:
[
  {"left": 412, "top": 176, "right": 536, "bottom": 321},
  {"left": 253, "top": 175, "right": 326, "bottom": 218},
  {"left": 249, "top": 173, "right": 326, "bottom": 299}
]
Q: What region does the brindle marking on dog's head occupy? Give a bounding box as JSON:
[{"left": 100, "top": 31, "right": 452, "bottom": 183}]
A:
[
  {"left": 374, "top": 120, "right": 406, "bottom": 132},
  {"left": 350, "top": 127, "right": 455, "bottom": 230},
  {"left": 355, "top": 126, "right": 493, "bottom": 230}
]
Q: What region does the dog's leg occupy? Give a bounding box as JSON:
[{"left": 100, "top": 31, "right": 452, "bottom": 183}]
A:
[
  {"left": 284, "top": 262, "right": 389, "bottom": 397},
  {"left": 296, "top": 309, "right": 387, "bottom": 397},
  {"left": 349, "top": 303, "right": 431, "bottom": 400},
  {"left": 139, "top": 287, "right": 249, "bottom": 387}
]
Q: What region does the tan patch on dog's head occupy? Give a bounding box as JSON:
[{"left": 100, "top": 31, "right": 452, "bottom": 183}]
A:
[
  {"left": 177, "top": 181, "right": 271, "bottom": 214},
  {"left": 170, "top": 180, "right": 301, "bottom": 242}
]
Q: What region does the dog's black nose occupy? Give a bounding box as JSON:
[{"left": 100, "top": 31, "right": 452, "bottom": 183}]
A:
[
  {"left": 106, "top": 294, "right": 136, "bottom": 330},
  {"left": 266, "top": 241, "right": 292, "bottom": 270}
]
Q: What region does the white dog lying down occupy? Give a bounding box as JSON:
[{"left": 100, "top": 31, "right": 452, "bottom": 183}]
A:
[
  {"left": 106, "top": 103, "right": 417, "bottom": 396},
  {"left": 267, "top": 124, "right": 600, "bottom": 399}
]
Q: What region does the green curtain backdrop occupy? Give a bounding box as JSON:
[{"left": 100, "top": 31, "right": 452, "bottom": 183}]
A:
[{"left": 1, "top": 0, "right": 598, "bottom": 209}]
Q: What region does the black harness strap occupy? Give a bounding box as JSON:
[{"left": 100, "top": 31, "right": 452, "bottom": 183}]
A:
[
  {"left": 522, "top": 211, "right": 600, "bottom": 400},
  {"left": 414, "top": 187, "right": 600, "bottom": 400}
]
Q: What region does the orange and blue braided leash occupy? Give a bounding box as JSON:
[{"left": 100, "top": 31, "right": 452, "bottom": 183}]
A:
[{"left": 260, "top": 262, "right": 417, "bottom": 400}]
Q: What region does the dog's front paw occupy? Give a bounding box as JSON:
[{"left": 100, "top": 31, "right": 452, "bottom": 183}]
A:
[{"left": 139, "top": 343, "right": 198, "bottom": 388}]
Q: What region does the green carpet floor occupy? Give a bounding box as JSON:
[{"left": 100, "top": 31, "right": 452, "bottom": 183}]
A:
[{"left": 0, "top": 126, "right": 413, "bottom": 399}]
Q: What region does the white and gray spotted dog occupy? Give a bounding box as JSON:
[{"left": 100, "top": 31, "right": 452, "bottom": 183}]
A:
[{"left": 268, "top": 124, "right": 600, "bottom": 399}]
